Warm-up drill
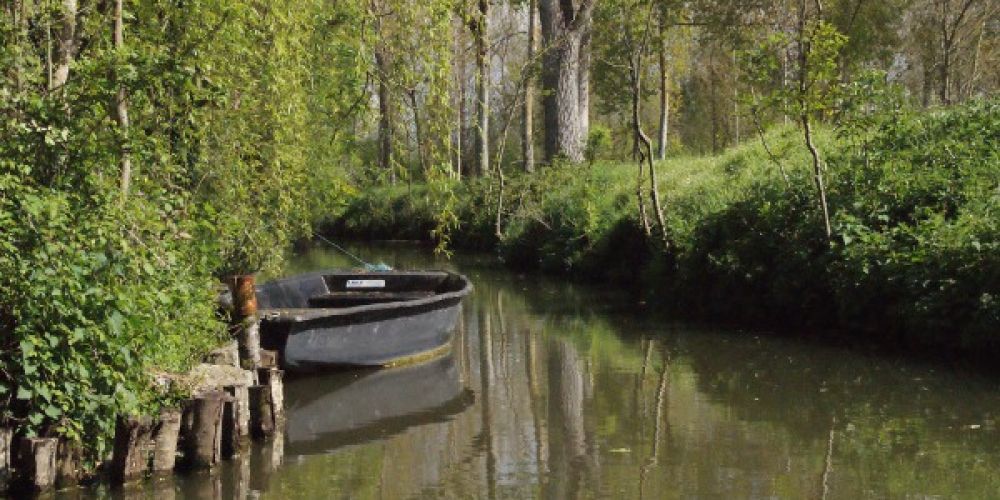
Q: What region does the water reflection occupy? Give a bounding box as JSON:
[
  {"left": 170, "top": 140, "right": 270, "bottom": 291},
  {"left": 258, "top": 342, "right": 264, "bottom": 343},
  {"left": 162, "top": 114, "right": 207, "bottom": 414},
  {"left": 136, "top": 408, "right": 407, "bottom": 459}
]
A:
[
  {"left": 284, "top": 355, "right": 474, "bottom": 455},
  {"left": 56, "top": 242, "right": 1000, "bottom": 498}
]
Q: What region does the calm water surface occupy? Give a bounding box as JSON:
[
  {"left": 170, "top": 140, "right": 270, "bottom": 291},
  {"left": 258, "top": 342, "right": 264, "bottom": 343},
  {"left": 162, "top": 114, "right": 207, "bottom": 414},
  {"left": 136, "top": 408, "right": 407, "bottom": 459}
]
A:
[{"left": 78, "top": 242, "right": 1000, "bottom": 498}]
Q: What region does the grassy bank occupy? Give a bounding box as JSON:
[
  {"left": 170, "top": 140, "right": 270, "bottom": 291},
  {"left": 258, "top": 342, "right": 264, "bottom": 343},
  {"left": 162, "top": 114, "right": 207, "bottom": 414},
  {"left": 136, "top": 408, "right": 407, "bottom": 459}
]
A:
[{"left": 328, "top": 100, "right": 999, "bottom": 357}]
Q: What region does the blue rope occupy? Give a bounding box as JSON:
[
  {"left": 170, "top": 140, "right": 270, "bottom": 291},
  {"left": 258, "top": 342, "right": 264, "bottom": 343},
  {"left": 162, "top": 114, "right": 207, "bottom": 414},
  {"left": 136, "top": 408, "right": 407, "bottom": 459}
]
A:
[{"left": 314, "top": 234, "right": 393, "bottom": 272}]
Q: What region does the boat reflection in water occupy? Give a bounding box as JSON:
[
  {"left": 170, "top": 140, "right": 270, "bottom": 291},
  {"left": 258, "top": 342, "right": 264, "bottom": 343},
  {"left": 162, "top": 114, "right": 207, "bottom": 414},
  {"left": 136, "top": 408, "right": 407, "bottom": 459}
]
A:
[{"left": 283, "top": 353, "right": 474, "bottom": 456}]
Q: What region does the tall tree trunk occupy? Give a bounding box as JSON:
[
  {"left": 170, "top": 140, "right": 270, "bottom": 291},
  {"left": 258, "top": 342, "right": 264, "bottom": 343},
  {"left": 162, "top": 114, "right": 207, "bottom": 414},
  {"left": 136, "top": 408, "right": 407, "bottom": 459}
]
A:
[
  {"left": 375, "top": 50, "right": 394, "bottom": 184},
  {"left": 474, "top": 0, "right": 490, "bottom": 177},
  {"left": 709, "top": 59, "right": 719, "bottom": 153},
  {"left": 963, "top": 18, "right": 986, "bottom": 100},
  {"left": 452, "top": 17, "right": 465, "bottom": 177},
  {"left": 46, "top": 18, "right": 53, "bottom": 89},
  {"left": 939, "top": 8, "right": 952, "bottom": 105},
  {"left": 656, "top": 18, "right": 669, "bottom": 160},
  {"left": 408, "top": 90, "right": 428, "bottom": 173},
  {"left": 52, "top": 0, "right": 77, "bottom": 90},
  {"left": 113, "top": 0, "right": 133, "bottom": 198},
  {"left": 373, "top": 1, "right": 394, "bottom": 184},
  {"left": 538, "top": 0, "right": 595, "bottom": 164},
  {"left": 11, "top": 0, "right": 23, "bottom": 95},
  {"left": 522, "top": 0, "right": 537, "bottom": 173},
  {"left": 733, "top": 49, "right": 740, "bottom": 145},
  {"left": 921, "top": 61, "right": 933, "bottom": 107}
]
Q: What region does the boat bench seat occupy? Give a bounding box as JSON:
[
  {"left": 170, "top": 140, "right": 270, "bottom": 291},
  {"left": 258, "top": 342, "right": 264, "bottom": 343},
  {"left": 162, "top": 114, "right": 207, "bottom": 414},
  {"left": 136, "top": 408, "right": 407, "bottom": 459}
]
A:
[{"left": 307, "top": 290, "right": 435, "bottom": 308}]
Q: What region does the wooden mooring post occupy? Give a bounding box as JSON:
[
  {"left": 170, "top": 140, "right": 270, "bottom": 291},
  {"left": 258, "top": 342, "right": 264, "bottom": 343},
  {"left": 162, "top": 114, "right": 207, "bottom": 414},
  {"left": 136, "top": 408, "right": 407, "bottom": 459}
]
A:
[
  {"left": 227, "top": 274, "right": 261, "bottom": 370},
  {"left": 111, "top": 416, "right": 153, "bottom": 484},
  {"left": 14, "top": 437, "right": 58, "bottom": 492},
  {"left": 257, "top": 368, "right": 285, "bottom": 424},
  {"left": 222, "top": 384, "right": 250, "bottom": 458},
  {"left": 56, "top": 439, "right": 81, "bottom": 488},
  {"left": 237, "top": 316, "right": 261, "bottom": 369},
  {"left": 152, "top": 409, "right": 182, "bottom": 473},
  {"left": 248, "top": 385, "right": 274, "bottom": 438},
  {"left": 180, "top": 391, "right": 230, "bottom": 469}
]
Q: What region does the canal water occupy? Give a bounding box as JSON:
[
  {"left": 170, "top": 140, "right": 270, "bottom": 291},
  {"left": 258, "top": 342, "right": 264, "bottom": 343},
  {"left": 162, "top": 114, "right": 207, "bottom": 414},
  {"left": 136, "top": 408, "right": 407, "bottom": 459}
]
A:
[{"left": 77, "top": 242, "right": 1000, "bottom": 498}]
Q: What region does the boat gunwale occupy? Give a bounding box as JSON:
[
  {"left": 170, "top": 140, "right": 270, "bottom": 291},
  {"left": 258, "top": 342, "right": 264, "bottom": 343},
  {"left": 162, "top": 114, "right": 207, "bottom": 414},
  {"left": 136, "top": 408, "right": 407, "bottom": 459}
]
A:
[{"left": 258, "top": 270, "right": 472, "bottom": 323}]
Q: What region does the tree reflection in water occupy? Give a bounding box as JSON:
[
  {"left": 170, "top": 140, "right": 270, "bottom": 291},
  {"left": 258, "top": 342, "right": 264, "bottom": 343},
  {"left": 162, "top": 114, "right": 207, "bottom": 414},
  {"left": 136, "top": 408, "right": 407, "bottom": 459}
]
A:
[{"left": 56, "top": 243, "right": 1000, "bottom": 499}]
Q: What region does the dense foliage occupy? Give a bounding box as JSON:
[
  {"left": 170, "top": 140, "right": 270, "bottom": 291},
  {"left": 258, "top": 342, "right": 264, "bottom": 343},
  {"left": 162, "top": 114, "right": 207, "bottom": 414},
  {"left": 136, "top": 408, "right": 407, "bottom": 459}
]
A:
[
  {"left": 332, "top": 100, "right": 1000, "bottom": 355},
  {"left": 0, "top": 0, "right": 366, "bottom": 464}
]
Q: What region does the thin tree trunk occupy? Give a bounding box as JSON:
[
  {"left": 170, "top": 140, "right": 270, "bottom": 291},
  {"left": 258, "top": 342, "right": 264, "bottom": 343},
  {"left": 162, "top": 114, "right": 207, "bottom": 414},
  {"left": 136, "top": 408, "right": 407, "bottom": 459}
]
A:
[
  {"left": 803, "top": 114, "right": 833, "bottom": 239},
  {"left": 409, "top": 90, "right": 428, "bottom": 172},
  {"left": 751, "top": 89, "right": 791, "bottom": 187},
  {"left": 964, "top": 18, "right": 986, "bottom": 100},
  {"left": 375, "top": 50, "right": 394, "bottom": 183},
  {"left": 797, "top": 0, "right": 833, "bottom": 240},
  {"left": 8, "top": 1, "right": 19, "bottom": 95},
  {"left": 782, "top": 48, "right": 790, "bottom": 124},
  {"left": 372, "top": 0, "right": 394, "bottom": 183},
  {"left": 453, "top": 18, "right": 465, "bottom": 177},
  {"left": 922, "top": 62, "right": 933, "bottom": 107},
  {"left": 630, "top": 18, "right": 667, "bottom": 248},
  {"left": 46, "top": 19, "right": 53, "bottom": 90},
  {"left": 733, "top": 49, "right": 740, "bottom": 145},
  {"left": 113, "top": 0, "right": 133, "bottom": 199},
  {"left": 939, "top": 1, "right": 951, "bottom": 105},
  {"left": 636, "top": 147, "right": 651, "bottom": 236},
  {"left": 522, "top": 0, "right": 537, "bottom": 173},
  {"left": 656, "top": 17, "right": 668, "bottom": 160},
  {"left": 52, "top": 0, "right": 77, "bottom": 90},
  {"left": 473, "top": 0, "right": 490, "bottom": 177},
  {"left": 940, "top": 33, "right": 952, "bottom": 103},
  {"left": 709, "top": 57, "right": 719, "bottom": 153}
]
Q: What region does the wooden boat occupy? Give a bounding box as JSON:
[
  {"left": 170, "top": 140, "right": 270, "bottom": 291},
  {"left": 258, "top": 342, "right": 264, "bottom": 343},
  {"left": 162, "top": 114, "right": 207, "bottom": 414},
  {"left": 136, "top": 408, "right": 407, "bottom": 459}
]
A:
[
  {"left": 255, "top": 270, "right": 472, "bottom": 372},
  {"left": 283, "top": 353, "right": 473, "bottom": 455}
]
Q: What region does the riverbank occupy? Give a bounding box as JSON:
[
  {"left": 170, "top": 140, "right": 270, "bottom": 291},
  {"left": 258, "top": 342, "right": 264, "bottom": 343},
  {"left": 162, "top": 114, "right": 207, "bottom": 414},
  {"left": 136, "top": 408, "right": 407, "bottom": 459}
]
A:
[{"left": 327, "top": 100, "right": 999, "bottom": 360}]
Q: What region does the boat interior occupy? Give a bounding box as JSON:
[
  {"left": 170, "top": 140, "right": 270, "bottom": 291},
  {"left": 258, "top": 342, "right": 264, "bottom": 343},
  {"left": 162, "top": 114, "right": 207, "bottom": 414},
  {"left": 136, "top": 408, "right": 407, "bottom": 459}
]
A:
[{"left": 256, "top": 271, "right": 468, "bottom": 310}]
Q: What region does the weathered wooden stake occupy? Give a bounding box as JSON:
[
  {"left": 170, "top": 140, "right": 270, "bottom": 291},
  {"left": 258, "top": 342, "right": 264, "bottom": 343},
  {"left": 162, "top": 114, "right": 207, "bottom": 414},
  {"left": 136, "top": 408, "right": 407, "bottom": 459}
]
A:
[
  {"left": 258, "top": 368, "right": 285, "bottom": 424},
  {"left": 222, "top": 384, "right": 249, "bottom": 458},
  {"left": 0, "top": 427, "right": 11, "bottom": 492},
  {"left": 55, "top": 439, "right": 81, "bottom": 488},
  {"left": 111, "top": 415, "right": 153, "bottom": 483},
  {"left": 15, "top": 437, "right": 57, "bottom": 491},
  {"left": 247, "top": 385, "right": 274, "bottom": 438},
  {"left": 236, "top": 316, "right": 261, "bottom": 369},
  {"left": 152, "top": 409, "right": 182, "bottom": 473},
  {"left": 181, "top": 391, "right": 228, "bottom": 469}
]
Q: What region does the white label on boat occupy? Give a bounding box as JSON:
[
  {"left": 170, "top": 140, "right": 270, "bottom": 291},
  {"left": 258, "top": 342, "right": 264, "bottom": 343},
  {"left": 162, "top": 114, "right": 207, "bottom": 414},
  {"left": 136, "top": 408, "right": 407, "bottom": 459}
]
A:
[{"left": 346, "top": 279, "right": 386, "bottom": 289}]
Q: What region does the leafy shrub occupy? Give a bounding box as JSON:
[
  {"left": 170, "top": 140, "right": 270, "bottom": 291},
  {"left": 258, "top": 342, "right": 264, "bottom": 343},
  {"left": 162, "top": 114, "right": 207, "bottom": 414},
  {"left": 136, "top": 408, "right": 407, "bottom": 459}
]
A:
[
  {"left": 331, "top": 99, "right": 1000, "bottom": 357},
  {"left": 0, "top": 184, "right": 225, "bottom": 462}
]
